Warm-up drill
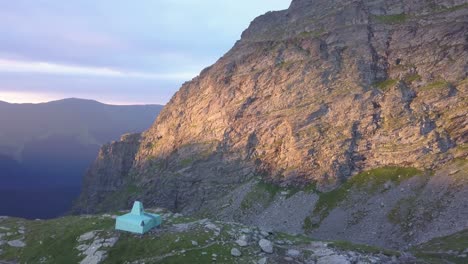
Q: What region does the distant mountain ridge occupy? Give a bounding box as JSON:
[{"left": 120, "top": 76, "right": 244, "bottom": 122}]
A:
[
  {"left": 0, "top": 98, "right": 163, "bottom": 161},
  {"left": 0, "top": 98, "right": 163, "bottom": 218}
]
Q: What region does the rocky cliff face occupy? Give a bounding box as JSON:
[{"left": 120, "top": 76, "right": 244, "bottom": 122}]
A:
[
  {"left": 74, "top": 0, "right": 468, "bottom": 249},
  {"left": 76, "top": 133, "right": 142, "bottom": 213}
]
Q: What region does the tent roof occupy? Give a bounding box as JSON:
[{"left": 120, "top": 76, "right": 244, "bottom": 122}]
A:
[{"left": 116, "top": 201, "right": 159, "bottom": 224}]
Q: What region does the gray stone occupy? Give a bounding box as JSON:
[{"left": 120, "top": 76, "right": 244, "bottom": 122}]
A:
[
  {"left": 287, "top": 249, "right": 301, "bottom": 258},
  {"left": 236, "top": 238, "right": 248, "bottom": 247},
  {"left": 257, "top": 257, "right": 267, "bottom": 264},
  {"left": 80, "top": 250, "right": 106, "bottom": 264},
  {"left": 7, "top": 239, "right": 26, "bottom": 248},
  {"left": 231, "top": 248, "right": 242, "bottom": 257},
  {"left": 259, "top": 239, "right": 273, "bottom": 253},
  {"left": 78, "top": 231, "right": 97, "bottom": 242},
  {"left": 76, "top": 244, "right": 89, "bottom": 251},
  {"left": 102, "top": 237, "right": 118, "bottom": 247},
  {"left": 317, "top": 255, "right": 350, "bottom": 264},
  {"left": 313, "top": 248, "right": 335, "bottom": 257},
  {"left": 240, "top": 228, "right": 251, "bottom": 233},
  {"left": 191, "top": 240, "right": 198, "bottom": 246}
]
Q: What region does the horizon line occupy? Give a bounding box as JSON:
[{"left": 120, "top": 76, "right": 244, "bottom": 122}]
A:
[{"left": 0, "top": 97, "right": 165, "bottom": 106}]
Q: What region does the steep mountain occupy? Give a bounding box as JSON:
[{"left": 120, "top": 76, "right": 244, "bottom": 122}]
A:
[
  {"left": 0, "top": 98, "right": 163, "bottom": 218},
  {"left": 75, "top": 0, "right": 468, "bottom": 250}
]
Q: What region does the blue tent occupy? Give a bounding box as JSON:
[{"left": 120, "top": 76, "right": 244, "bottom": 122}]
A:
[{"left": 115, "top": 201, "right": 161, "bottom": 234}]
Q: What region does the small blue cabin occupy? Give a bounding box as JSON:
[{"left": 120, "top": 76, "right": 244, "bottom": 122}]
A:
[{"left": 115, "top": 201, "right": 161, "bottom": 234}]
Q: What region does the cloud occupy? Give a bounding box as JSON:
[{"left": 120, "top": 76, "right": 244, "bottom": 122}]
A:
[
  {"left": 0, "top": 0, "right": 291, "bottom": 104},
  {"left": 0, "top": 58, "right": 197, "bottom": 81}
]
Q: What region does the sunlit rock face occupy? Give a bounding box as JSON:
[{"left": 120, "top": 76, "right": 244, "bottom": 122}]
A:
[{"left": 74, "top": 0, "right": 467, "bottom": 247}]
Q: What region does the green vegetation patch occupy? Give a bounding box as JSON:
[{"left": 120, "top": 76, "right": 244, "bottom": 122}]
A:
[
  {"left": 411, "top": 229, "right": 468, "bottom": 264},
  {"left": 307, "top": 167, "right": 422, "bottom": 231},
  {"left": 420, "top": 80, "right": 450, "bottom": 90},
  {"left": 297, "top": 28, "right": 326, "bottom": 38},
  {"left": 105, "top": 227, "right": 210, "bottom": 263},
  {"left": 387, "top": 195, "right": 418, "bottom": 227},
  {"left": 431, "top": 3, "right": 468, "bottom": 13},
  {"left": 404, "top": 74, "right": 421, "bottom": 83},
  {"left": 180, "top": 158, "right": 194, "bottom": 167},
  {"left": 240, "top": 180, "right": 281, "bottom": 211},
  {"left": 0, "top": 216, "right": 114, "bottom": 263},
  {"left": 374, "top": 79, "right": 398, "bottom": 91},
  {"left": 94, "top": 184, "right": 141, "bottom": 212},
  {"left": 373, "top": 14, "right": 408, "bottom": 24},
  {"left": 241, "top": 180, "right": 318, "bottom": 211},
  {"left": 105, "top": 224, "right": 257, "bottom": 264}
]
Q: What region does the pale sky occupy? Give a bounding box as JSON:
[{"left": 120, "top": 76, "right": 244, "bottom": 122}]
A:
[{"left": 0, "top": 0, "right": 291, "bottom": 105}]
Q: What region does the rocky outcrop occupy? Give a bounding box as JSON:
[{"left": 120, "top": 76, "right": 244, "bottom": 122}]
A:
[
  {"left": 74, "top": 133, "right": 142, "bottom": 213},
  {"left": 75, "top": 0, "right": 468, "bottom": 248}
]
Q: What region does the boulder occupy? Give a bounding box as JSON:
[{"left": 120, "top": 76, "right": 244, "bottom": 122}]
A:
[{"left": 259, "top": 239, "right": 273, "bottom": 253}]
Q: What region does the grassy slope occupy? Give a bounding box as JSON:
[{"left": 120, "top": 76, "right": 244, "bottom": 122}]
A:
[
  {"left": 0, "top": 211, "right": 411, "bottom": 264},
  {"left": 306, "top": 167, "right": 422, "bottom": 230},
  {"left": 411, "top": 229, "right": 468, "bottom": 264}
]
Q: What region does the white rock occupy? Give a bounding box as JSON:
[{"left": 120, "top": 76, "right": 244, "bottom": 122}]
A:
[
  {"left": 78, "top": 231, "right": 97, "bottom": 242},
  {"left": 236, "top": 239, "right": 248, "bottom": 247},
  {"left": 7, "top": 239, "right": 26, "bottom": 247},
  {"left": 102, "top": 237, "right": 118, "bottom": 247},
  {"left": 240, "top": 228, "right": 251, "bottom": 233},
  {"left": 231, "top": 248, "right": 242, "bottom": 257},
  {"left": 313, "top": 248, "right": 335, "bottom": 257},
  {"left": 257, "top": 257, "right": 267, "bottom": 264},
  {"left": 76, "top": 244, "right": 89, "bottom": 251},
  {"left": 236, "top": 237, "right": 248, "bottom": 247},
  {"left": 80, "top": 250, "right": 106, "bottom": 264},
  {"left": 173, "top": 223, "right": 191, "bottom": 232},
  {"left": 317, "top": 255, "right": 351, "bottom": 264},
  {"left": 287, "top": 249, "right": 301, "bottom": 258},
  {"left": 259, "top": 239, "right": 273, "bottom": 253},
  {"left": 205, "top": 223, "right": 217, "bottom": 229},
  {"left": 191, "top": 240, "right": 198, "bottom": 246}
]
